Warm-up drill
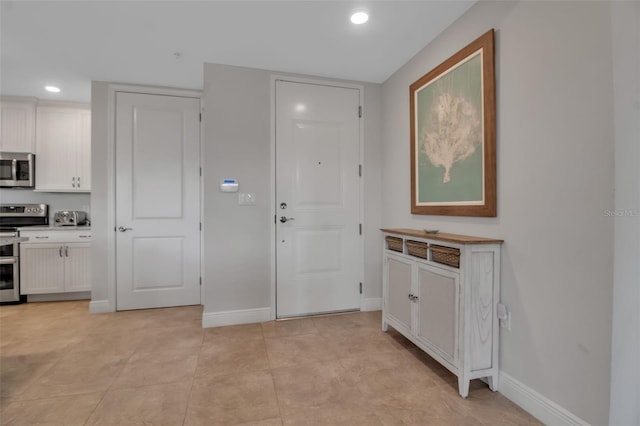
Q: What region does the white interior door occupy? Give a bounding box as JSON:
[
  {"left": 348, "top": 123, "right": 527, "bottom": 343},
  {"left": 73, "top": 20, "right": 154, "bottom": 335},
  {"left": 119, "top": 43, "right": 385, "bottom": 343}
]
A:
[
  {"left": 115, "top": 92, "right": 201, "bottom": 310},
  {"left": 276, "top": 80, "right": 361, "bottom": 317}
]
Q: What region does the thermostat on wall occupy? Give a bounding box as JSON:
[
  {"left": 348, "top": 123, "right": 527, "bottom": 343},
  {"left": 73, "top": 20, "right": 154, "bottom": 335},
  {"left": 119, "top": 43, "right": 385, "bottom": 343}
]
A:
[{"left": 220, "top": 179, "right": 239, "bottom": 192}]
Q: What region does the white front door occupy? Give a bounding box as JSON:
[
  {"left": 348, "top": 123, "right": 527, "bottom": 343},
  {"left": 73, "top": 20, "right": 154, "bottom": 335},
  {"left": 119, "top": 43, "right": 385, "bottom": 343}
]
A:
[
  {"left": 275, "top": 80, "right": 361, "bottom": 317},
  {"left": 115, "top": 92, "right": 201, "bottom": 311}
]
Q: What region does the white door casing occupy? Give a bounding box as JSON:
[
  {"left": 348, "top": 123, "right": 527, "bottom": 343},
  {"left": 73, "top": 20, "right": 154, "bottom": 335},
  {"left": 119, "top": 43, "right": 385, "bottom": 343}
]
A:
[
  {"left": 275, "top": 80, "right": 361, "bottom": 317},
  {"left": 115, "top": 92, "right": 201, "bottom": 310}
]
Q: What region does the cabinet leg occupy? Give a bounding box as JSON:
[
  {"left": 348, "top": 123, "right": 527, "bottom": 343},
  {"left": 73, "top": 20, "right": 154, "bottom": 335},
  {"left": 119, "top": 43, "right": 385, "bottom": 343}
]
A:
[
  {"left": 382, "top": 319, "right": 388, "bottom": 332},
  {"left": 487, "top": 374, "right": 499, "bottom": 392},
  {"left": 458, "top": 376, "right": 470, "bottom": 398}
]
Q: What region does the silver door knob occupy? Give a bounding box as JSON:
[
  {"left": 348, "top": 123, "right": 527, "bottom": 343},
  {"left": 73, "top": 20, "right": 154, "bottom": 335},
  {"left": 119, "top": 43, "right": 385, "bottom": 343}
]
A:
[
  {"left": 118, "top": 227, "right": 133, "bottom": 232},
  {"left": 279, "top": 216, "right": 295, "bottom": 223}
]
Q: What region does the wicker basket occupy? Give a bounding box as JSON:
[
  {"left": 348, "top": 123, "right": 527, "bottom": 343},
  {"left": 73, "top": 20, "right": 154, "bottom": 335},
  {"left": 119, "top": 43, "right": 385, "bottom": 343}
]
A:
[
  {"left": 406, "top": 240, "right": 428, "bottom": 259},
  {"left": 430, "top": 245, "right": 461, "bottom": 268},
  {"left": 385, "top": 236, "right": 403, "bottom": 252}
]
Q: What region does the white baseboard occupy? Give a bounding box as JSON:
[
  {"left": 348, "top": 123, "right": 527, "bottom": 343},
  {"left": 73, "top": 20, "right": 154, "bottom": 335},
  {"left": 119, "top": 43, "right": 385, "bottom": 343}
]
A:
[
  {"left": 499, "top": 371, "right": 590, "bottom": 426},
  {"left": 202, "top": 307, "right": 271, "bottom": 328},
  {"left": 89, "top": 299, "right": 113, "bottom": 314},
  {"left": 361, "top": 297, "right": 382, "bottom": 311}
]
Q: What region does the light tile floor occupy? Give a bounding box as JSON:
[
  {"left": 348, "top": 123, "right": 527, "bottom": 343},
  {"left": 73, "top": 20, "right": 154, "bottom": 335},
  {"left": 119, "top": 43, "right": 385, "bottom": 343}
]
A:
[{"left": 0, "top": 301, "right": 541, "bottom": 425}]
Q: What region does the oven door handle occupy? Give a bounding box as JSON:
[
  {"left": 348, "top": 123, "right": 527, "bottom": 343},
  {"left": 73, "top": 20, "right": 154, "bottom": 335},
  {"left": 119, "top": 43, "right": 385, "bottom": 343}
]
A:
[
  {"left": 11, "top": 159, "right": 17, "bottom": 181},
  {"left": 0, "top": 257, "right": 17, "bottom": 265}
]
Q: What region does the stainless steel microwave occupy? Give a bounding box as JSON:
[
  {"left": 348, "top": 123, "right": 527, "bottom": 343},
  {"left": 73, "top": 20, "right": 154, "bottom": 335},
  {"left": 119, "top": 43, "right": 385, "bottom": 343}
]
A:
[{"left": 0, "top": 152, "right": 35, "bottom": 188}]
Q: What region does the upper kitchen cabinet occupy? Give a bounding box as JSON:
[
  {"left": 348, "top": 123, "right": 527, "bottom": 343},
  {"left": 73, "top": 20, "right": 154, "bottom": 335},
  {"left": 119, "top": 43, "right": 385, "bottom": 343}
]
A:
[
  {"left": 0, "top": 97, "right": 37, "bottom": 153},
  {"left": 35, "top": 103, "right": 91, "bottom": 192}
]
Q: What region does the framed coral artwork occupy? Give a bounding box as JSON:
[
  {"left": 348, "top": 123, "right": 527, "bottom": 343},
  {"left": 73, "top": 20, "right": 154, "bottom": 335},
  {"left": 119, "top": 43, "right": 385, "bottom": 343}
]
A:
[{"left": 410, "top": 29, "right": 496, "bottom": 217}]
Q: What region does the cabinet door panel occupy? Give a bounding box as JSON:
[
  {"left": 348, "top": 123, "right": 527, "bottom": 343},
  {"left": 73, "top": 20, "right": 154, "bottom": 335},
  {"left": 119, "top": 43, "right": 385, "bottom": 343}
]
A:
[
  {"left": 20, "top": 244, "right": 65, "bottom": 294},
  {"left": 35, "top": 107, "right": 79, "bottom": 191},
  {"left": 1, "top": 100, "right": 35, "bottom": 152},
  {"left": 78, "top": 110, "right": 91, "bottom": 190},
  {"left": 385, "top": 254, "right": 413, "bottom": 332},
  {"left": 416, "top": 263, "right": 459, "bottom": 363},
  {"left": 65, "top": 243, "right": 91, "bottom": 292}
]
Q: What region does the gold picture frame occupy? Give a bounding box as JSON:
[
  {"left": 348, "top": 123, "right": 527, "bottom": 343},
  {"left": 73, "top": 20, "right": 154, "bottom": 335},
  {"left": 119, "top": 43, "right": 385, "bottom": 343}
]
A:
[{"left": 410, "top": 29, "right": 496, "bottom": 217}]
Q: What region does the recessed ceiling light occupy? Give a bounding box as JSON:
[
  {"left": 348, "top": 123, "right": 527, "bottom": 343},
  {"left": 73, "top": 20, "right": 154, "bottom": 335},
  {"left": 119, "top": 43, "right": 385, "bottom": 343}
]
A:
[
  {"left": 350, "top": 11, "right": 369, "bottom": 25},
  {"left": 45, "top": 86, "right": 61, "bottom": 93}
]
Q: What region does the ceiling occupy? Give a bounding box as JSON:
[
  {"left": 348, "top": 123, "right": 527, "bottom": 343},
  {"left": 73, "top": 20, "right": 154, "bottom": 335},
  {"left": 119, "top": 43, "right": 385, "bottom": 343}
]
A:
[{"left": 1, "top": 1, "right": 475, "bottom": 103}]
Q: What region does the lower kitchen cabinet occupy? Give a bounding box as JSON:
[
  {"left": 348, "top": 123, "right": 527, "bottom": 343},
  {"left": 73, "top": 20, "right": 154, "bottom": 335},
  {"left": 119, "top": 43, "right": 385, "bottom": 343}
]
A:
[
  {"left": 19, "top": 229, "right": 91, "bottom": 295},
  {"left": 382, "top": 229, "right": 503, "bottom": 398}
]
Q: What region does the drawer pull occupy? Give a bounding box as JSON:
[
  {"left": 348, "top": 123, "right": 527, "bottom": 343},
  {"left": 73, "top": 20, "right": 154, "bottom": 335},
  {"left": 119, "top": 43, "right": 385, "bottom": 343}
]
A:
[
  {"left": 79, "top": 235, "right": 91, "bottom": 238},
  {"left": 35, "top": 236, "right": 49, "bottom": 239}
]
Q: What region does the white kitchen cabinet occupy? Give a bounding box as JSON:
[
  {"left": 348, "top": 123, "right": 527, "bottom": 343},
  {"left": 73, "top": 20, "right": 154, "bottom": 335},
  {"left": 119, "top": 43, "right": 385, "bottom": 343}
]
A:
[
  {"left": 20, "top": 229, "right": 92, "bottom": 295},
  {"left": 382, "top": 229, "right": 502, "bottom": 398},
  {"left": 35, "top": 104, "right": 91, "bottom": 192},
  {"left": 0, "top": 97, "right": 36, "bottom": 153},
  {"left": 65, "top": 243, "right": 91, "bottom": 292}
]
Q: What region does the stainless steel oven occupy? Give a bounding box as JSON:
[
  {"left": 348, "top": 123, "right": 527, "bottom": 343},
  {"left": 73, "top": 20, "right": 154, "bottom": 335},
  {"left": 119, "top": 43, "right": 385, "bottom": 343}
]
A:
[
  {"left": 0, "top": 204, "right": 48, "bottom": 303},
  {"left": 0, "top": 231, "right": 20, "bottom": 302},
  {"left": 0, "top": 152, "right": 35, "bottom": 188}
]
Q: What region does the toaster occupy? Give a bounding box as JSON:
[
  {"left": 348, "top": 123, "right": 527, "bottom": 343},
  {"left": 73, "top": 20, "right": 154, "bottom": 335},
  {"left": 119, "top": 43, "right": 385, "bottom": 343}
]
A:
[{"left": 53, "top": 211, "right": 88, "bottom": 226}]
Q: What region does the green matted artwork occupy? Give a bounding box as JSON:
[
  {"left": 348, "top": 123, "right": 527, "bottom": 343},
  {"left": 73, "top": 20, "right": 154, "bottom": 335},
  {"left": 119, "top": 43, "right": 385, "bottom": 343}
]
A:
[{"left": 410, "top": 29, "right": 496, "bottom": 217}]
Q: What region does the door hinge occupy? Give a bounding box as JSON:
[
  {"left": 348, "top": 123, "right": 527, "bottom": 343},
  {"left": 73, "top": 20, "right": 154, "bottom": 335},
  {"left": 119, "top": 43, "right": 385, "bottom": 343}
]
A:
[
  {"left": 359, "top": 223, "right": 362, "bottom": 235},
  {"left": 359, "top": 164, "right": 362, "bottom": 177},
  {"left": 199, "top": 222, "right": 202, "bottom": 231},
  {"left": 358, "top": 105, "right": 362, "bottom": 118},
  {"left": 359, "top": 282, "right": 363, "bottom": 294},
  {"left": 199, "top": 167, "right": 202, "bottom": 177},
  {"left": 199, "top": 277, "right": 202, "bottom": 286},
  {"left": 199, "top": 113, "right": 202, "bottom": 122}
]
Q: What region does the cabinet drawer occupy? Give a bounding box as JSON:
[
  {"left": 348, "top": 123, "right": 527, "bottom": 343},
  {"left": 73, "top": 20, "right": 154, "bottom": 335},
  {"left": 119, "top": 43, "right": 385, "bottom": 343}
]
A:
[{"left": 20, "top": 229, "right": 92, "bottom": 243}]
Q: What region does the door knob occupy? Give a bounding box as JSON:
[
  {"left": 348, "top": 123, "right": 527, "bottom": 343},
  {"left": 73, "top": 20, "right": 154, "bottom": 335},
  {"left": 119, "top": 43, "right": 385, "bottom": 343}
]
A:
[
  {"left": 118, "top": 227, "right": 133, "bottom": 232},
  {"left": 279, "top": 216, "right": 295, "bottom": 223}
]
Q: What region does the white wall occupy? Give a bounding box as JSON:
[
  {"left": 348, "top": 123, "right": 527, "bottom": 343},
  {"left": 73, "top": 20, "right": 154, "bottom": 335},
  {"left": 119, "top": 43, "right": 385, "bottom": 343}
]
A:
[
  {"left": 609, "top": 2, "right": 640, "bottom": 425},
  {"left": 380, "top": 1, "right": 614, "bottom": 424},
  {"left": 89, "top": 81, "right": 109, "bottom": 303},
  {"left": 202, "top": 63, "right": 383, "bottom": 319},
  {"left": 202, "top": 64, "right": 272, "bottom": 314}
]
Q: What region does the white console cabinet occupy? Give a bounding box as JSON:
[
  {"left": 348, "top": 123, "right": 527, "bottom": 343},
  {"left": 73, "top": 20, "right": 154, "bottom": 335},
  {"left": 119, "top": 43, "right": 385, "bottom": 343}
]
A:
[
  {"left": 382, "top": 228, "right": 502, "bottom": 398},
  {"left": 19, "top": 228, "right": 92, "bottom": 295}
]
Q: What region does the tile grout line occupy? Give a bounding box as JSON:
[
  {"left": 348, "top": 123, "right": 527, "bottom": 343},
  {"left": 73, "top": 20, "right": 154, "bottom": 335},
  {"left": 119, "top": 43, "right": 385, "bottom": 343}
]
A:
[
  {"left": 181, "top": 331, "right": 205, "bottom": 426},
  {"left": 262, "top": 321, "right": 284, "bottom": 425},
  {"left": 82, "top": 390, "right": 109, "bottom": 426}
]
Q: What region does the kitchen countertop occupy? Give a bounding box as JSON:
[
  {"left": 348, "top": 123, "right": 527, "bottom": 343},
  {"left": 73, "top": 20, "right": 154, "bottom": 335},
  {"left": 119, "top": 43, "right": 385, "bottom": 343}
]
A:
[
  {"left": 18, "top": 226, "right": 91, "bottom": 232},
  {"left": 0, "top": 236, "right": 28, "bottom": 246}
]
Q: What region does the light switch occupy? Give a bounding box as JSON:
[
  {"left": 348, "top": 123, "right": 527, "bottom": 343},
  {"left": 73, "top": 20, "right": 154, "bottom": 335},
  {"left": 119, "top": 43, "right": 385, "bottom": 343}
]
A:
[{"left": 238, "top": 193, "right": 256, "bottom": 205}]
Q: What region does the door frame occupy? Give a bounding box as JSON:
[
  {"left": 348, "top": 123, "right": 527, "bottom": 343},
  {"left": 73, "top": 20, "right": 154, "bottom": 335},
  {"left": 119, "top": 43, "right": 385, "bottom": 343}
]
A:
[
  {"left": 270, "top": 75, "right": 365, "bottom": 320},
  {"left": 104, "top": 84, "right": 203, "bottom": 312}
]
